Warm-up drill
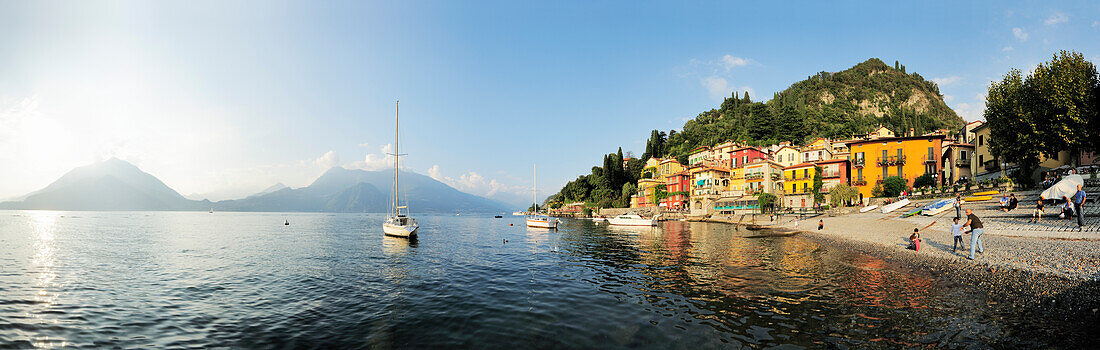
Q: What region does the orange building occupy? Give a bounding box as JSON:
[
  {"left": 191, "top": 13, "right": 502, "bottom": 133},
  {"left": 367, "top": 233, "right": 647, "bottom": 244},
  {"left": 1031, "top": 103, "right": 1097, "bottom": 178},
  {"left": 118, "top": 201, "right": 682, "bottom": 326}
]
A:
[{"left": 848, "top": 135, "right": 945, "bottom": 200}]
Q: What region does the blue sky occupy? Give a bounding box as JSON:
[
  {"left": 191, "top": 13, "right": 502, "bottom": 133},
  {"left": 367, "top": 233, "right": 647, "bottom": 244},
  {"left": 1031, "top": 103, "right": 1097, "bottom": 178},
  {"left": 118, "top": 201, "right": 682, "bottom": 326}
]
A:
[{"left": 1, "top": 1, "right": 1098, "bottom": 206}]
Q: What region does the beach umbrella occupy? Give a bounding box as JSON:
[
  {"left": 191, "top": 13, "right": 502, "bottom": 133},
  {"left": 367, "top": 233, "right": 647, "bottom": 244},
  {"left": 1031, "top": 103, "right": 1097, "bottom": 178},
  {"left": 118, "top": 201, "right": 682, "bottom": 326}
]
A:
[{"left": 1040, "top": 174, "right": 1083, "bottom": 200}]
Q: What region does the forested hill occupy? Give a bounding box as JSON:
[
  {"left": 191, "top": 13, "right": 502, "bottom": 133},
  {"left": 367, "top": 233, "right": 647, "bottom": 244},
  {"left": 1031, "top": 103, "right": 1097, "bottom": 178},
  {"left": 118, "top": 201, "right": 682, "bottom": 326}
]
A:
[{"left": 665, "top": 58, "right": 964, "bottom": 158}]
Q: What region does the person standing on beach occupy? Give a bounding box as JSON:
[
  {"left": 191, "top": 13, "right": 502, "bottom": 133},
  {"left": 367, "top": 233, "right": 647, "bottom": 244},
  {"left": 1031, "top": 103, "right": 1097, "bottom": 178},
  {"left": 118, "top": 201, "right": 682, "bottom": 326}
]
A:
[
  {"left": 963, "top": 208, "right": 984, "bottom": 260},
  {"left": 954, "top": 194, "right": 962, "bottom": 220},
  {"left": 1072, "top": 184, "right": 1086, "bottom": 230}
]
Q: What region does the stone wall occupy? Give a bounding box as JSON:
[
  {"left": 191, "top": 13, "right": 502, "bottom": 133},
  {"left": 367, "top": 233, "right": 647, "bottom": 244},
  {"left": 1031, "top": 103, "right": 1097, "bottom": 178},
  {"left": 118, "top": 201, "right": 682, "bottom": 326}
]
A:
[{"left": 597, "top": 207, "right": 663, "bottom": 217}]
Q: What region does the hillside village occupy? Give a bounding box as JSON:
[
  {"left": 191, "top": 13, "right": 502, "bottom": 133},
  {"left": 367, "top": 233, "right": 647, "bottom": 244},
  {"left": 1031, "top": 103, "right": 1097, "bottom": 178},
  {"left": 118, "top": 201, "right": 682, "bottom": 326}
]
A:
[{"left": 551, "top": 121, "right": 1098, "bottom": 218}]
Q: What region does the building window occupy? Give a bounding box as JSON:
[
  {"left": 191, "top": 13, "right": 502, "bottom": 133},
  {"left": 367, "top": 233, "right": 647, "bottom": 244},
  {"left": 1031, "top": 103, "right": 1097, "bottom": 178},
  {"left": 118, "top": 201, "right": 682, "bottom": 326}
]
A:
[
  {"left": 857, "top": 168, "right": 863, "bottom": 181},
  {"left": 979, "top": 135, "right": 984, "bottom": 146},
  {"left": 960, "top": 150, "right": 968, "bottom": 160},
  {"left": 979, "top": 154, "right": 984, "bottom": 165}
]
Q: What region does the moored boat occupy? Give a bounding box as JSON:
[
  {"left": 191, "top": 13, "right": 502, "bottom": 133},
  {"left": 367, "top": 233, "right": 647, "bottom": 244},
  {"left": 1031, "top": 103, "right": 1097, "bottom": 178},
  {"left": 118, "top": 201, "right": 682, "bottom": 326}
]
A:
[
  {"left": 606, "top": 213, "right": 658, "bottom": 226},
  {"left": 859, "top": 205, "right": 879, "bottom": 213},
  {"left": 381, "top": 101, "right": 419, "bottom": 238},
  {"left": 525, "top": 164, "right": 558, "bottom": 229}
]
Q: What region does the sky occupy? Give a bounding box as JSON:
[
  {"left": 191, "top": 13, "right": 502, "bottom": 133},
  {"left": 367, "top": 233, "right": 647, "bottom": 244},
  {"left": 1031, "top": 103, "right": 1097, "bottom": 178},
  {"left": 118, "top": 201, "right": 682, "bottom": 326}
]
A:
[{"left": 1, "top": 1, "right": 1098, "bottom": 207}]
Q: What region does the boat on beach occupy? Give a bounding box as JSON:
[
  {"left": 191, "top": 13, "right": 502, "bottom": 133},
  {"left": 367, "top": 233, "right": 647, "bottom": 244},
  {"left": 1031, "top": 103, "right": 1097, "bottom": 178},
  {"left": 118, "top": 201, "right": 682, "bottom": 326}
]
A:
[
  {"left": 606, "top": 213, "right": 658, "bottom": 226},
  {"left": 382, "top": 101, "right": 419, "bottom": 238},
  {"left": 922, "top": 198, "right": 956, "bottom": 216},
  {"left": 859, "top": 205, "right": 879, "bottom": 213},
  {"left": 973, "top": 190, "right": 1000, "bottom": 196},
  {"left": 963, "top": 195, "right": 993, "bottom": 202},
  {"left": 880, "top": 198, "right": 911, "bottom": 213}
]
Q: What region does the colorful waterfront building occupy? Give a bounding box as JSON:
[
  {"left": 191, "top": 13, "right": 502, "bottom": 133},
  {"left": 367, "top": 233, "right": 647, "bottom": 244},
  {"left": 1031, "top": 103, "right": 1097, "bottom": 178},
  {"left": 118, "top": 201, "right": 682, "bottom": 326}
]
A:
[
  {"left": 970, "top": 122, "right": 1073, "bottom": 182},
  {"left": 783, "top": 162, "right": 816, "bottom": 208},
  {"left": 942, "top": 141, "right": 974, "bottom": 185},
  {"left": 847, "top": 134, "right": 945, "bottom": 201},
  {"left": 687, "top": 146, "right": 712, "bottom": 166},
  {"left": 710, "top": 141, "right": 741, "bottom": 168},
  {"left": 663, "top": 171, "right": 691, "bottom": 210},
  {"left": 727, "top": 166, "right": 745, "bottom": 198},
  {"left": 729, "top": 146, "right": 769, "bottom": 169},
  {"left": 773, "top": 146, "right": 801, "bottom": 167},
  {"left": 743, "top": 159, "right": 784, "bottom": 197},
  {"left": 630, "top": 178, "right": 662, "bottom": 208},
  {"left": 816, "top": 158, "right": 851, "bottom": 204},
  {"left": 800, "top": 138, "right": 833, "bottom": 163},
  {"left": 688, "top": 165, "right": 730, "bottom": 215},
  {"left": 656, "top": 158, "right": 685, "bottom": 182}
]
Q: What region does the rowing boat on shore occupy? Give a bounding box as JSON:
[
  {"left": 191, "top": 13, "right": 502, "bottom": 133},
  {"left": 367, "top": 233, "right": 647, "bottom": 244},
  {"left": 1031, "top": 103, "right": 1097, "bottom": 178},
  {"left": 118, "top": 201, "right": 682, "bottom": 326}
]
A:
[
  {"left": 964, "top": 195, "right": 993, "bottom": 201},
  {"left": 859, "top": 205, "right": 879, "bottom": 213},
  {"left": 922, "top": 198, "right": 955, "bottom": 216},
  {"left": 880, "top": 198, "right": 911, "bottom": 213},
  {"left": 973, "top": 190, "right": 1000, "bottom": 196}
]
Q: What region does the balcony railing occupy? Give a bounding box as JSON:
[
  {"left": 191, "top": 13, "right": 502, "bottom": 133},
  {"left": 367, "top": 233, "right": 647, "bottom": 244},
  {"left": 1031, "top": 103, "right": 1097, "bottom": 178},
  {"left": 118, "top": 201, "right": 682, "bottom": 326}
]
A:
[
  {"left": 785, "top": 175, "right": 809, "bottom": 181},
  {"left": 923, "top": 155, "right": 937, "bottom": 164},
  {"left": 771, "top": 173, "right": 781, "bottom": 181},
  {"left": 955, "top": 158, "right": 970, "bottom": 167},
  {"left": 852, "top": 179, "right": 868, "bottom": 186},
  {"left": 877, "top": 156, "right": 906, "bottom": 166},
  {"left": 853, "top": 158, "right": 866, "bottom": 168},
  {"left": 821, "top": 172, "right": 841, "bottom": 179},
  {"left": 744, "top": 173, "right": 764, "bottom": 180}
]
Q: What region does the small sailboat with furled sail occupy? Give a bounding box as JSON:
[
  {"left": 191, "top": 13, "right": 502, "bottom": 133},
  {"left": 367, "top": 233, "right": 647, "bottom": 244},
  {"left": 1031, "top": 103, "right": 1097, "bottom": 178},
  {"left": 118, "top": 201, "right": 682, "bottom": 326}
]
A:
[
  {"left": 382, "top": 101, "right": 419, "bottom": 238},
  {"left": 525, "top": 164, "right": 559, "bottom": 229}
]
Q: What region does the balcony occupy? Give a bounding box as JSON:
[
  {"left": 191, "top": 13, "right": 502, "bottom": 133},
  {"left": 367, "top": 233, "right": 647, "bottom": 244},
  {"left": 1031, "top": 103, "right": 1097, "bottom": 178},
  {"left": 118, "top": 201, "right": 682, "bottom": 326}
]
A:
[
  {"left": 852, "top": 179, "right": 868, "bottom": 186},
  {"left": 785, "top": 175, "right": 809, "bottom": 181},
  {"left": 923, "top": 155, "right": 938, "bottom": 164},
  {"left": 853, "top": 158, "right": 866, "bottom": 168},
  {"left": 771, "top": 173, "right": 781, "bottom": 181},
  {"left": 744, "top": 173, "right": 764, "bottom": 180},
  {"left": 955, "top": 158, "right": 970, "bottom": 167},
  {"left": 821, "top": 172, "right": 841, "bottom": 179},
  {"left": 877, "top": 155, "right": 906, "bottom": 166}
]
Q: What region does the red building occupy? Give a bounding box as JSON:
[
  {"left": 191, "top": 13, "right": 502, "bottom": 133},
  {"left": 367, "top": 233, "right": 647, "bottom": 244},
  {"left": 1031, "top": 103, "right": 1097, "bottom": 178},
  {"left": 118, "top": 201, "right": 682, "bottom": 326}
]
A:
[
  {"left": 815, "top": 158, "right": 851, "bottom": 199},
  {"left": 728, "top": 147, "right": 769, "bottom": 168},
  {"left": 663, "top": 171, "right": 691, "bottom": 210}
]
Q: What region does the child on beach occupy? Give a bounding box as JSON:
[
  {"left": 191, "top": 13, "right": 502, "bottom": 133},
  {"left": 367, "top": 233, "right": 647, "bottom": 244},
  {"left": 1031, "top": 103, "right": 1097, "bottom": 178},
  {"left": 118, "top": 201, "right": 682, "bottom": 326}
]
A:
[
  {"left": 950, "top": 217, "right": 965, "bottom": 253},
  {"left": 908, "top": 228, "right": 921, "bottom": 251},
  {"left": 818, "top": 219, "right": 824, "bottom": 230}
]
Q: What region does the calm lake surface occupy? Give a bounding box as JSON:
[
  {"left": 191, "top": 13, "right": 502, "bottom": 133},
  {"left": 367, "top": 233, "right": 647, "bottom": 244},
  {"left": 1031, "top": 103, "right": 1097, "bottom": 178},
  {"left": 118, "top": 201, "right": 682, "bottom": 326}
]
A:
[{"left": 0, "top": 211, "right": 1087, "bottom": 348}]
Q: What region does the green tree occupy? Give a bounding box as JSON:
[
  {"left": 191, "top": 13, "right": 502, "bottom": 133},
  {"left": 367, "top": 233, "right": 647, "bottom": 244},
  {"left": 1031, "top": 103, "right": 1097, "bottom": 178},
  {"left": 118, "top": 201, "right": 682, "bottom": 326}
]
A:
[
  {"left": 1026, "top": 50, "right": 1099, "bottom": 165},
  {"left": 812, "top": 166, "right": 825, "bottom": 206},
  {"left": 756, "top": 192, "right": 777, "bottom": 213},
  {"left": 621, "top": 182, "right": 636, "bottom": 199},
  {"left": 829, "top": 184, "right": 858, "bottom": 207},
  {"left": 913, "top": 173, "right": 936, "bottom": 189},
  {"left": 881, "top": 176, "right": 907, "bottom": 197}
]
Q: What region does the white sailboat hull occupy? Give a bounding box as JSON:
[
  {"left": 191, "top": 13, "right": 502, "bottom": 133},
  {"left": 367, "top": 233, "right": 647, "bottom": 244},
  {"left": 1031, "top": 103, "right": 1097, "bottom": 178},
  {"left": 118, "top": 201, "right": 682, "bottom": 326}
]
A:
[
  {"left": 526, "top": 218, "right": 558, "bottom": 229},
  {"left": 383, "top": 222, "right": 419, "bottom": 237},
  {"left": 607, "top": 217, "right": 658, "bottom": 226}
]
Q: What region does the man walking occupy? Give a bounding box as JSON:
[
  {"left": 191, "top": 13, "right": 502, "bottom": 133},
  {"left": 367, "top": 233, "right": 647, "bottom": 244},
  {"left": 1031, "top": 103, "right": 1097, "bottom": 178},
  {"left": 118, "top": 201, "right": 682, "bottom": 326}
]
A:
[
  {"left": 963, "top": 208, "right": 984, "bottom": 260},
  {"left": 1073, "top": 184, "right": 1086, "bottom": 231}
]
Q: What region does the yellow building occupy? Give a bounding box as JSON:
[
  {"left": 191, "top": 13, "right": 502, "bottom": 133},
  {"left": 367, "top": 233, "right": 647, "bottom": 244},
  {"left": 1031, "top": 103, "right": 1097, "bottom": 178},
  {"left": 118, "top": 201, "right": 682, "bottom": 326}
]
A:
[
  {"left": 630, "top": 178, "right": 662, "bottom": 208},
  {"left": 773, "top": 146, "right": 801, "bottom": 167},
  {"left": 800, "top": 138, "right": 834, "bottom": 163},
  {"left": 687, "top": 146, "right": 711, "bottom": 166},
  {"left": 783, "top": 162, "right": 816, "bottom": 208},
  {"left": 848, "top": 135, "right": 945, "bottom": 200},
  {"left": 971, "top": 122, "right": 1072, "bottom": 181},
  {"left": 656, "top": 158, "right": 685, "bottom": 182},
  {"left": 728, "top": 166, "right": 745, "bottom": 197}
]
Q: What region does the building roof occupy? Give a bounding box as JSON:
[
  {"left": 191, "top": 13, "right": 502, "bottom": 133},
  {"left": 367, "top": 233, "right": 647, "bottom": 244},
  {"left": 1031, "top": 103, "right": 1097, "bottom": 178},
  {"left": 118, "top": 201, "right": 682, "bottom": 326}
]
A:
[
  {"left": 846, "top": 134, "right": 946, "bottom": 147},
  {"left": 774, "top": 145, "right": 798, "bottom": 153},
  {"left": 971, "top": 122, "right": 990, "bottom": 132},
  {"left": 731, "top": 146, "right": 765, "bottom": 153},
  {"left": 965, "top": 120, "right": 985, "bottom": 126},
  {"left": 690, "top": 165, "right": 730, "bottom": 173},
  {"left": 815, "top": 158, "right": 849, "bottom": 164},
  {"left": 783, "top": 162, "right": 817, "bottom": 170}
]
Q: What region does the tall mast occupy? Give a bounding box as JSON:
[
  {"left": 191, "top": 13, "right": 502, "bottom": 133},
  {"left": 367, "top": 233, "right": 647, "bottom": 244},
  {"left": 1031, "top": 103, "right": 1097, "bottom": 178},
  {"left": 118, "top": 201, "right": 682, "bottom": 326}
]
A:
[
  {"left": 533, "top": 164, "right": 537, "bottom": 213},
  {"left": 393, "top": 100, "right": 399, "bottom": 215}
]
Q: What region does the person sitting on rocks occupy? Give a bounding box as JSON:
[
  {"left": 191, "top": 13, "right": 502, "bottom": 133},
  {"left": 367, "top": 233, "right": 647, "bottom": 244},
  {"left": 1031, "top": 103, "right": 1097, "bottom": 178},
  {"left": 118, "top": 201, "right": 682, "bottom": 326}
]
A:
[
  {"left": 1001, "top": 194, "right": 1019, "bottom": 212},
  {"left": 999, "top": 195, "right": 1009, "bottom": 209},
  {"left": 908, "top": 228, "right": 921, "bottom": 251},
  {"left": 1061, "top": 196, "right": 1075, "bottom": 219}
]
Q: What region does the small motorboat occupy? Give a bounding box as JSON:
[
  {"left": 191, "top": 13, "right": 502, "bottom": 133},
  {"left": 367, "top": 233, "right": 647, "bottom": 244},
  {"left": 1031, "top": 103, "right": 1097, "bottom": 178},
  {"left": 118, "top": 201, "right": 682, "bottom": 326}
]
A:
[
  {"left": 922, "top": 198, "right": 956, "bottom": 216},
  {"left": 606, "top": 213, "right": 658, "bottom": 227},
  {"left": 880, "top": 198, "right": 911, "bottom": 213}
]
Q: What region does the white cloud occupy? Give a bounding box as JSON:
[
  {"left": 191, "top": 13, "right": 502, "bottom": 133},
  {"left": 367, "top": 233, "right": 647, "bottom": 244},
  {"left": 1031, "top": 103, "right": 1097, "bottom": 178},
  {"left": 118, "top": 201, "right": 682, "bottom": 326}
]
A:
[
  {"left": 1044, "top": 12, "right": 1068, "bottom": 25},
  {"left": 701, "top": 76, "right": 729, "bottom": 99},
  {"left": 314, "top": 150, "right": 340, "bottom": 169},
  {"left": 427, "top": 164, "right": 531, "bottom": 207},
  {"left": 720, "top": 55, "right": 751, "bottom": 70},
  {"left": 952, "top": 93, "right": 988, "bottom": 122},
  {"left": 346, "top": 144, "right": 396, "bottom": 171},
  {"left": 357, "top": 142, "right": 370, "bottom": 147},
  {"left": 931, "top": 76, "right": 962, "bottom": 86},
  {"left": 1002, "top": 46, "right": 1014, "bottom": 52},
  {"left": 1012, "top": 27, "right": 1029, "bottom": 41}
]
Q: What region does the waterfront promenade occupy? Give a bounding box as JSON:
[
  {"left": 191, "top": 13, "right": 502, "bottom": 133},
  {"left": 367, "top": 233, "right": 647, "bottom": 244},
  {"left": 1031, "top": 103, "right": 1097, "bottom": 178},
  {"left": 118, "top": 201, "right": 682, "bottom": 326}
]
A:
[{"left": 790, "top": 191, "right": 1100, "bottom": 280}]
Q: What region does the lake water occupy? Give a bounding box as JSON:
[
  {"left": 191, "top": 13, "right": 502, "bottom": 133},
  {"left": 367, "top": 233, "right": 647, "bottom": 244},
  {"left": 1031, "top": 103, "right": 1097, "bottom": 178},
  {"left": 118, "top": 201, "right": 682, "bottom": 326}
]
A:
[{"left": 0, "top": 211, "right": 1088, "bottom": 348}]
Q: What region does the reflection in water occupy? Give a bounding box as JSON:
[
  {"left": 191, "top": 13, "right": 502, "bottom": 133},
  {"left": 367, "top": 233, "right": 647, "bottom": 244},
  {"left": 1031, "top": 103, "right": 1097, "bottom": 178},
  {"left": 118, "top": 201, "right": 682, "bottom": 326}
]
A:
[{"left": 28, "top": 212, "right": 66, "bottom": 348}]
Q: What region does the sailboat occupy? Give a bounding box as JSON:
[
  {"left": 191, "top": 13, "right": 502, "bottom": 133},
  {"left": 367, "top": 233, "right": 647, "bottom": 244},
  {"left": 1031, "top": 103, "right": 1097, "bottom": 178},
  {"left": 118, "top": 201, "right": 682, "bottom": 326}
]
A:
[
  {"left": 525, "top": 164, "right": 559, "bottom": 229},
  {"left": 382, "top": 101, "right": 419, "bottom": 238}
]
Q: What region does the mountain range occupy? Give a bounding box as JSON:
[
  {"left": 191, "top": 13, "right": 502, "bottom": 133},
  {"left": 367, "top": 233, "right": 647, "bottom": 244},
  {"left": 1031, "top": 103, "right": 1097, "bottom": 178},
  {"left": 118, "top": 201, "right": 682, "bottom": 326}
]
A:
[{"left": 0, "top": 158, "right": 509, "bottom": 213}]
